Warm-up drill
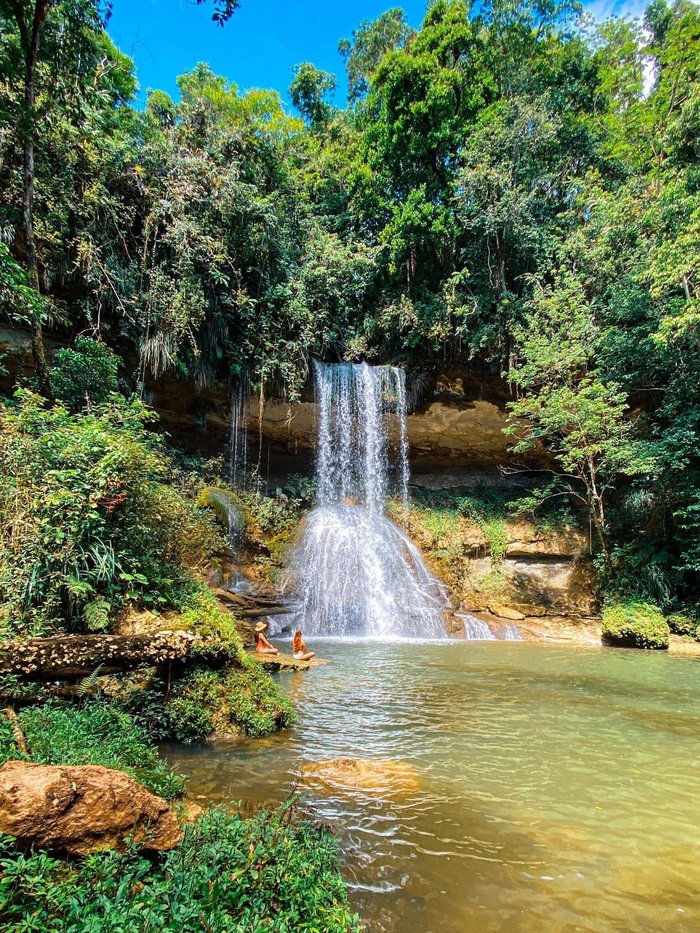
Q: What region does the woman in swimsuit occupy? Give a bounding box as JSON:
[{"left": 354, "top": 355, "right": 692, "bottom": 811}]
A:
[
  {"left": 254, "top": 621, "right": 279, "bottom": 656},
  {"left": 292, "top": 629, "right": 315, "bottom": 662}
]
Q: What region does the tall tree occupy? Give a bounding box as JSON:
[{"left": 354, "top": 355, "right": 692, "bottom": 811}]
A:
[
  {"left": 0, "top": 0, "right": 63, "bottom": 390},
  {"left": 338, "top": 8, "right": 415, "bottom": 103}
]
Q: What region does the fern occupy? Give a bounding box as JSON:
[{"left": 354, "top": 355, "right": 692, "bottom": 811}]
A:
[{"left": 77, "top": 664, "right": 105, "bottom": 698}]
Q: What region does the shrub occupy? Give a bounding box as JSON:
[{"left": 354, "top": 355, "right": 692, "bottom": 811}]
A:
[
  {"left": 0, "top": 391, "right": 223, "bottom": 636},
  {"left": 49, "top": 337, "right": 120, "bottom": 411},
  {"left": 0, "top": 807, "right": 360, "bottom": 932},
  {"left": 114, "top": 592, "right": 295, "bottom": 741},
  {"left": 165, "top": 665, "right": 295, "bottom": 742},
  {"left": 0, "top": 701, "right": 184, "bottom": 798},
  {"left": 667, "top": 611, "right": 700, "bottom": 640},
  {"left": 602, "top": 601, "right": 670, "bottom": 650}
]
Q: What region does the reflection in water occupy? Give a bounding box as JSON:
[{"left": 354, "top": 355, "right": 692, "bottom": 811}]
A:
[{"left": 163, "top": 642, "right": 700, "bottom": 933}]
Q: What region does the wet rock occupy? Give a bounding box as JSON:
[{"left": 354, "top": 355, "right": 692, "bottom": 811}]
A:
[
  {"left": 302, "top": 757, "right": 420, "bottom": 796},
  {"left": 445, "top": 612, "right": 466, "bottom": 635},
  {"left": 0, "top": 761, "right": 182, "bottom": 855}
]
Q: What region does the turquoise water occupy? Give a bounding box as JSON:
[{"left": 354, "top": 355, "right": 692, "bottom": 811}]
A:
[{"left": 164, "top": 641, "right": 700, "bottom": 932}]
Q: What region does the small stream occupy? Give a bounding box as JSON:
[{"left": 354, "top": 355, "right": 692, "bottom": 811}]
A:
[{"left": 164, "top": 640, "right": 700, "bottom": 933}]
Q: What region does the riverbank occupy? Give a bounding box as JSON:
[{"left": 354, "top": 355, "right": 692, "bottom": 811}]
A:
[{"left": 482, "top": 610, "right": 700, "bottom": 658}]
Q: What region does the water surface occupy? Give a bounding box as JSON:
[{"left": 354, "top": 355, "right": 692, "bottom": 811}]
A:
[{"left": 164, "top": 642, "right": 700, "bottom": 932}]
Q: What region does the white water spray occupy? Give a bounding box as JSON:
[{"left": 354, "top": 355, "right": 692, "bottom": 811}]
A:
[
  {"left": 287, "top": 361, "right": 447, "bottom": 638},
  {"left": 229, "top": 369, "right": 250, "bottom": 488}
]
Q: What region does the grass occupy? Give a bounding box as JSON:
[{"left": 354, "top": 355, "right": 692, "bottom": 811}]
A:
[{"left": 0, "top": 701, "right": 184, "bottom": 798}]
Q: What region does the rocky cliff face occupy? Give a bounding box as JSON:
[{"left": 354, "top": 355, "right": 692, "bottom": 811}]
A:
[
  {"left": 0, "top": 328, "right": 539, "bottom": 470},
  {"left": 404, "top": 474, "right": 597, "bottom": 624}
]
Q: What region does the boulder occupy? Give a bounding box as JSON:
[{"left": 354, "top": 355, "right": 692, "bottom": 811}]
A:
[
  {"left": 302, "top": 757, "right": 420, "bottom": 796},
  {"left": 0, "top": 761, "right": 182, "bottom": 855},
  {"left": 488, "top": 603, "right": 526, "bottom": 621}
]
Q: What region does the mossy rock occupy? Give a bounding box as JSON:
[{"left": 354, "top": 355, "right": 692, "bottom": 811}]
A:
[
  {"left": 602, "top": 601, "right": 669, "bottom": 650},
  {"left": 198, "top": 487, "right": 244, "bottom": 536},
  {"left": 667, "top": 612, "right": 700, "bottom": 641}
]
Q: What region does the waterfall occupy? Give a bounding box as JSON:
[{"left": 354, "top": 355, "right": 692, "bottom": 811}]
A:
[
  {"left": 286, "top": 361, "right": 448, "bottom": 639},
  {"left": 229, "top": 369, "right": 250, "bottom": 488}
]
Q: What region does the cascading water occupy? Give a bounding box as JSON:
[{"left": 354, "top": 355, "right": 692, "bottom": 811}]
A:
[
  {"left": 286, "top": 361, "right": 448, "bottom": 639},
  {"left": 229, "top": 369, "right": 250, "bottom": 488}
]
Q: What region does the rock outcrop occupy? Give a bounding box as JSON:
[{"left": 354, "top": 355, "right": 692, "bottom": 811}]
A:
[
  {"left": 0, "top": 761, "right": 182, "bottom": 855},
  {"left": 0, "top": 328, "right": 543, "bottom": 470}
]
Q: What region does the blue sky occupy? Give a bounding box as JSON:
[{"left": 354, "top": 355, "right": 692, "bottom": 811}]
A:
[{"left": 107, "top": 0, "right": 650, "bottom": 109}]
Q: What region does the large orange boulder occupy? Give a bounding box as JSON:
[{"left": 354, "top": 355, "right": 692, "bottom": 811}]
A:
[{"left": 0, "top": 760, "right": 182, "bottom": 855}]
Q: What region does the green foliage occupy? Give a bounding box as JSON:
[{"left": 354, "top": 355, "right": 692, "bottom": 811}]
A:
[
  {"left": 667, "top": 611, "right": 700, "bottom": 640},
  {"left": 602, "top": 601, "right": 670, "bottom": 650},
  {"left": 165, "top": 665, "right": 295, "bottom": 742},
  {"left": 0, "top": 243, "right": 44, "bottom": 326},
  {"left": 507, "top": 275, "right": 656, "bottom": 563},
  {"left": 290, "top": 62, "right": 337, "bottom": 125},
  {"left": 0, "top": 809, "right": 360, "bottom": 933},
  {"left": 0, "top": 806, "right": 360, "bottom": 932},
  {"left": 0, "top": 392, "right": 223, "bottom": 635},
  {"left": 112, "top": 591, "right": 296, "bottom": 740},
  {"left": 1, "top": 0, "right": 700, "bottom": 609},
  {"left": 338, "top": 8, "right": 414, "bottom": 102},
  {"left": 455, "top": 487, "right": 512, "bottom": 566},
  {"left": 50, "top": 338, "right": 120, "bottom": 411},
  {"left": 0, "top": 701, "right": 184, "bottom": 798}
]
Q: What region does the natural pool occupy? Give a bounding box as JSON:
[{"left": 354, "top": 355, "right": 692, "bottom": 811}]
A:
[{"left": 164, "top": 641, "right": 700, "bottom": 933}]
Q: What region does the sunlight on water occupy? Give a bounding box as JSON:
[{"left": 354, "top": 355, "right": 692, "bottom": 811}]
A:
[{"left": 165, "top": 641, "right": 700, "bottom": 933}]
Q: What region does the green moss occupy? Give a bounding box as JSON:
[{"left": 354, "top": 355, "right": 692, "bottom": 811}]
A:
[
  {"left": 0, "top": 806, "right": 360, "bottom": 932},
  {"left": 602, "top": 601, "right": 670, "bottom": 650},
  {"left": 175, "top": 589, "right": 247, "bottom": 661},
  {"left": 667, "top": 611, "right": 700, "bottom": 640}
]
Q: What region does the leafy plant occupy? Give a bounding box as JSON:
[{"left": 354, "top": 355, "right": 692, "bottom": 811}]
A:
[
  {"left": 49, "top": 338, "right": 120, "bottom": 411},
  {"left": 0, "top": 392, "right": 223, "bottom": 635},
  {"left": 0, "top": 806, "right": 360, "bottom": 931}
]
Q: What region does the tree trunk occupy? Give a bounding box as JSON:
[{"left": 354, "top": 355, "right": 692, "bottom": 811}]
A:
[
  {"left": 0, "top": 631, "right": 198, "bottom": 680},
  {"left": 587, "top": 458, "right": 611, "bottom": 569},
  {"left": 14, "top": 0, "right": 52, "bottom": 395}
]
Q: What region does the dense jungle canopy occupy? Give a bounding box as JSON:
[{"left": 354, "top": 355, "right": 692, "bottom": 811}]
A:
[{"left": 0, "top": 0, "right": 699, "bottom": 611}]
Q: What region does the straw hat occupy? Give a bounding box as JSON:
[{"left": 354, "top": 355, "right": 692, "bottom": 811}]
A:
[{"left": 254, "top": 621, "right": 268, "bottom": 633}]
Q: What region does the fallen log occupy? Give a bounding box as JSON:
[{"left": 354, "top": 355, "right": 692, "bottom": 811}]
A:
[
  {"left": 3, "top": 707, "right": 29, "bottom": 754},
  {"left": 0, "top": 631, "right": 197, "bottom": 680},
  {"left": 235, "top": 606, "right": 291, "bottom": 618}
]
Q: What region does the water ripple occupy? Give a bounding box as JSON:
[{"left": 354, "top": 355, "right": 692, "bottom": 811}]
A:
[{"left": 164, "top": 641, "right": 700, "bottom": 933}]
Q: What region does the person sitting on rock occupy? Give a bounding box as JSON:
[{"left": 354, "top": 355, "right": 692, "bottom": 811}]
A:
[
  {"left": 254, "top": 621, "right": 279, "bottom": 656},
  {"left": 292, "top": 629, "right": 316, "bottom": 662}
]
